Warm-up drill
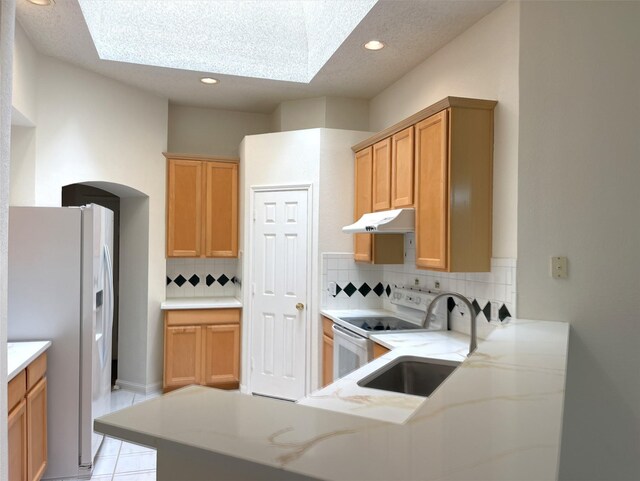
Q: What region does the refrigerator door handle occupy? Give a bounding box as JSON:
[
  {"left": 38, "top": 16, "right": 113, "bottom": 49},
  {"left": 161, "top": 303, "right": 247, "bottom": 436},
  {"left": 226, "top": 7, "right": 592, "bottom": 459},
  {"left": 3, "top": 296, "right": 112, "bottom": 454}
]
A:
[{"left": 101, "top": 244, "right": 114, "bottom": 368}]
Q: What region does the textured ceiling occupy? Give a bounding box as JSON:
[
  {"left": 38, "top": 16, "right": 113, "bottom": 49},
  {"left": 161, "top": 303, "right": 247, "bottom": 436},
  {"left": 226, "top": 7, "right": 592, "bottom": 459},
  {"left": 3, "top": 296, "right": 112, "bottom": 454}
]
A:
[
  {"left": 17, "top": 0, "right": 503, "bottom": 113},
  {"left": 77, "top": 0, "right": 378, "bottom": 83}
]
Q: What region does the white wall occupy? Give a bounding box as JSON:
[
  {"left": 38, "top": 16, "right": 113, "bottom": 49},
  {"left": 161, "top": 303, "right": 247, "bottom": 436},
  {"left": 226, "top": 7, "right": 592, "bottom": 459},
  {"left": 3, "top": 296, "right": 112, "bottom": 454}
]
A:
[
  {"left": 9, "top": 125, "right": 35, "bottom": 205},
  {"left": 272, "top": 97, "right": 326, "bottom": 132},
  {"left": 240, "top": 129, "right": 321, "bottom": 394},
  {"left": 0, "top": 1, "right": 16, "bottom": 478},
  {"left": 518, "top": 3, "right": 640, "bottom": 480},
  {"left": 324, "top": 97, "right": 369, "bottom": 132},
  {"left": 29, "top": 55, "right": 168, "bottom": 389},
  {"left": 240, "top": 128, "right": 370, "bottom": 392},
  {"left": 12, "top": 22, "right": 36, "bottom": 125},
  {"left": 10, "top": 24, "right": 37, "bottom": 205},
  {"left": 271, "top": 96, "right": 369, "bottom": 133},
  {"left": 167, "top": 104, "right": 271, "bottom": 158},
  {"left": 368, "top": 1, "right": 519, "bottom": 259},
  {"left": 318, "top": 129, "right": 371, "bottom": 253},
  {"left": 118, "top": 196, "right": 151, "bottom": 389}
]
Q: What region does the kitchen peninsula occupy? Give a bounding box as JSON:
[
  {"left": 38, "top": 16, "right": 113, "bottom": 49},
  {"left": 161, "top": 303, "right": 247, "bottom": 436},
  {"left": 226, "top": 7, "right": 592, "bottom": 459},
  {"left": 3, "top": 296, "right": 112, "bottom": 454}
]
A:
[{"left": 95, "top": 318, "right": 569, "bottom": 481}]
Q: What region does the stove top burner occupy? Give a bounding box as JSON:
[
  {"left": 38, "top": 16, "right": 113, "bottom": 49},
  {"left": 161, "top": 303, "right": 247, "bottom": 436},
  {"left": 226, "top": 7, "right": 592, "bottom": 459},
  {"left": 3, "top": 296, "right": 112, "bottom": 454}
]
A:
[{"left": 339, "top": 316, "right": 422, "bottom": 332}]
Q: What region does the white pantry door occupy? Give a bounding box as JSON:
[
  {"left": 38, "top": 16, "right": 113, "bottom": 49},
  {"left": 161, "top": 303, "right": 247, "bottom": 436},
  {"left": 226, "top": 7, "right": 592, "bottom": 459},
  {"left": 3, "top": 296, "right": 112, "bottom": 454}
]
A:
[{"left": 250, "top": 189, "right": 309, "bottom": 400}]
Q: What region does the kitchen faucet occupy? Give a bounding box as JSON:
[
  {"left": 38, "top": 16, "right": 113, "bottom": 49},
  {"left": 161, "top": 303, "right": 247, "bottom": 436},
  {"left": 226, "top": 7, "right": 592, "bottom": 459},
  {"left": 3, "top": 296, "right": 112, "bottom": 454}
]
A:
[{"left": 423, "top": 292, "right": 477, "bottom": 356}]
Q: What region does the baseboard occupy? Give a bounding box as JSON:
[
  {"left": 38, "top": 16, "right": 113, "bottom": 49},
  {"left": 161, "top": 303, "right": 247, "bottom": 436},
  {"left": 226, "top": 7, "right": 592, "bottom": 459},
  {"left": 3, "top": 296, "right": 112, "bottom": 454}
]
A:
[{"left": 115, "top": 379, "right": 162, "bottom": 395}]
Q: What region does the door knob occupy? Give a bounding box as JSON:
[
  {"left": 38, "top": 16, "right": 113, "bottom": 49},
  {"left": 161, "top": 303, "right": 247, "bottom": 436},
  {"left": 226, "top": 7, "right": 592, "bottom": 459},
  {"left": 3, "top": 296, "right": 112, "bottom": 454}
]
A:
[{"left": 296, "top": 303, "right": 304, "bottom": 311}]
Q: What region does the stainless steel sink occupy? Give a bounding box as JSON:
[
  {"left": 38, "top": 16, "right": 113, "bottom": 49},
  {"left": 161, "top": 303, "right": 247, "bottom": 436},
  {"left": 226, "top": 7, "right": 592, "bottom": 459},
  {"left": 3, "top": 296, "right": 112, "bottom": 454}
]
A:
[{"left": 357, "top": 356, "right": 461, "bottom": 397}]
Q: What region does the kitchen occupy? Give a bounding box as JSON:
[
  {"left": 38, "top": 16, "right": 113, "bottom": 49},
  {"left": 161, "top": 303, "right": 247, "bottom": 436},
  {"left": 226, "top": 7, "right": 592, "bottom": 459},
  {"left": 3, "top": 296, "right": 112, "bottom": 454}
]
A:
[{"left": 1, "top": 1, "right": 639, "bottom": 481}]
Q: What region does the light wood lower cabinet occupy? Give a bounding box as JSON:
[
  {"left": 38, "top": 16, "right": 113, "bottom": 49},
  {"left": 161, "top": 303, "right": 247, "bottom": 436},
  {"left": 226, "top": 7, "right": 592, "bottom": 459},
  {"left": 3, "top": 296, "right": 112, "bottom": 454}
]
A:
[
  {"left": 373, "top": 343, "right": 390, "bottom": 359},
  {"left": 27, "top": 378, "right": 47, "bottom": 481},
  {"left": 8, "top": 399, "right": 27, "bottom": 481},
  {"left": 8, "top": 353, "right": 47, "bottom": 481},
  {"left": 202, "top": 324, "right": 240, "bottom": 386},
  {"left": 321, "top": 317, "right": 334, "bottom": 387},
  {"left": 164, "top": 309, "right": 241, "bottom": 392}
]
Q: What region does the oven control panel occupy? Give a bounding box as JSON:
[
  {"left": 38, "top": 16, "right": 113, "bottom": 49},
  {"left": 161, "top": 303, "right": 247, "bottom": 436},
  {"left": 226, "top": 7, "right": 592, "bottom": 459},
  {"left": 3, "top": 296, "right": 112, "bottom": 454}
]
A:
[
  {"left": 390, "top": 286, "right": 439, "bottom": 311},
  {"left": 390, "top": 286, "right": 448, "bottom": 329}
]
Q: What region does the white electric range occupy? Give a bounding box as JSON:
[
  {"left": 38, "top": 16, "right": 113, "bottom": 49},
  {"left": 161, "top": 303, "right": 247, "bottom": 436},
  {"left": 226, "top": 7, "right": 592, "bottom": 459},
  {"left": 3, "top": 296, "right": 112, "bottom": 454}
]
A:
[{"left": 329, "top": 286, "right": 448, "bottom": 381}]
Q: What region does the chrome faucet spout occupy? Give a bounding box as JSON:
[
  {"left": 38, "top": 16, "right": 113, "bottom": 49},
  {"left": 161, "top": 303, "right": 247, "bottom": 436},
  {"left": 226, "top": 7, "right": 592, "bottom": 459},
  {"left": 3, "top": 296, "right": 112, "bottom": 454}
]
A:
[{"left": 423, "top": 292, "right": 477, "bottom": 356}]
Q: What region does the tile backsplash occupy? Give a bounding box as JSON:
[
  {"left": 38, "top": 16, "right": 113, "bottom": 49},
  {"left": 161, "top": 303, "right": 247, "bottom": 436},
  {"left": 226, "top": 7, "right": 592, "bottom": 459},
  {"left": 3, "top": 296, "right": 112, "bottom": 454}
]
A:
[
  {"left": 166, "top": 258, "right": 240, "bottom": 298},
  {"left": 322, "top": 234, "right": 517, "bottom": 334}
]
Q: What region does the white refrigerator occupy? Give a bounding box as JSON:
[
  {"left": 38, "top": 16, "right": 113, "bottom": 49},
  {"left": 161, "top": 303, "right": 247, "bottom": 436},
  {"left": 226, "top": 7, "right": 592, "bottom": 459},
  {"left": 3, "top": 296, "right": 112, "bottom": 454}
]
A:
[{"left": 8, "top": 205, "right": 115, "bottom": 479}]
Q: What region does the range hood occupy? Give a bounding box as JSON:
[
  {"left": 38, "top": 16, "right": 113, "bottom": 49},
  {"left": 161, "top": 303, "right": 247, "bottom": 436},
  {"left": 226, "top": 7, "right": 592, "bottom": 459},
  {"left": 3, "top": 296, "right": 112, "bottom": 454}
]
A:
[{"left": 342, "top": 208, "right": 415, "bottom": 234}]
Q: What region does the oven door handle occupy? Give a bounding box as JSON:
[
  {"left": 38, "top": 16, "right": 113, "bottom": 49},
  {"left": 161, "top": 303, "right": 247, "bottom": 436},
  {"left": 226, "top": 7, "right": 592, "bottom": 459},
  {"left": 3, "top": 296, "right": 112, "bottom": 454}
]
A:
[{"left": 332, "top": 324, "right": 368, "bottom": 346}]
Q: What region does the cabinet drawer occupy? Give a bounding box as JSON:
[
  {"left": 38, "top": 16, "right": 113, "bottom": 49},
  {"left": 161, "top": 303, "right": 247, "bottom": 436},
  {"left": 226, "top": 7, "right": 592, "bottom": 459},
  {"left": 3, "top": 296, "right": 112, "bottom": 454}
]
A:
[
  {"left": 322, "top": 317, "right": 334, "bottom": 339},
  {"left": 8, "top": 370, "right": 26, "bottom": 413},
  {"left": 166, "top": 308, "right": 240, "bottom": 326},
  {"left": 26, "top": 353, "right": 47, "bottom": 391}
]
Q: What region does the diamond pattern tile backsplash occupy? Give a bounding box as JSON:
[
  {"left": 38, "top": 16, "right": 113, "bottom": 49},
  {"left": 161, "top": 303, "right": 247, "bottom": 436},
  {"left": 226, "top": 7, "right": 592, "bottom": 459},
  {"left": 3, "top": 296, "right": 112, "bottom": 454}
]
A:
[
  {"left": 166, "top": 258, "right": 240, "bottom": 298},
  {"left": 322, "top": 234, "right": 517, "bottom": 337}
]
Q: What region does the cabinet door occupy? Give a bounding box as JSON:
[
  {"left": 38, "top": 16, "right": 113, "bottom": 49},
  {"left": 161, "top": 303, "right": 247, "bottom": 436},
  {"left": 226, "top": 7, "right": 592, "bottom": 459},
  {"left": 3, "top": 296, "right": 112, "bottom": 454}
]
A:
[
  {"left": 391, "top": 126, "right": 415, "bottom": 208},
  {"left": 167, "top": 159, "right": 203, "bottom": 257},
  {"left": 373, "top": 342, "right": 390, "bottom": 359},
  {"left": 415, "top": 110, "right": 449, "bottom": 270},
  {"left": 354, "top": 147, "right": 373, "bottom": 262},
  {"left": 8, "top": 399, "right": 27, "bottom": 481},
  {"left": 26, "top": 377, "right": 47, "bottom": 481},
  {"left": 203, "top": 324, "right": 240, "bottom": 387},
  {"left": 164, "top": 326, "right": 202, "bottom": 389},
  {"left": 372, "top": 138, "right": 392, "bottom": 211},
  {"left": 204, "top": 161, "right": 238, "bottom": 258},
  {"left": 322, "top": 334, "right": 334, "bottom": 387}
]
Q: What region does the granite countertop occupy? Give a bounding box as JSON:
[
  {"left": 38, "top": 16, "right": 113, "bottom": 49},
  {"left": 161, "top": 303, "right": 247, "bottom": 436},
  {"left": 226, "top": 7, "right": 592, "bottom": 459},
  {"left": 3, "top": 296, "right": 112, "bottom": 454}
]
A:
[
  {"left": 7, "top": 341, "right": 52, "bottom": 381},
  {"left": 160, "top": 297, "right": 242, "bottom": 310},
  {"left": 96, "top": 317, "right": 569, "bottom": 481}
]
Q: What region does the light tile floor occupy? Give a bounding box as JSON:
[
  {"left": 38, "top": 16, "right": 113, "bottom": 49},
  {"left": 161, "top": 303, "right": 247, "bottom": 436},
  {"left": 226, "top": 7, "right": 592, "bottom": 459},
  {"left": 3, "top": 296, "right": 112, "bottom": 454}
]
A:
[{"left": 56, "top": 389, "right": 161, "bottom": 481}]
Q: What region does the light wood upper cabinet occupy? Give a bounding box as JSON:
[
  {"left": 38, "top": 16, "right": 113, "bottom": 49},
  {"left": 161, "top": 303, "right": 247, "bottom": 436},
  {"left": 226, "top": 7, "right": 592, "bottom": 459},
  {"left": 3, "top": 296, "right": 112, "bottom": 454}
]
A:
[
  {"left": 353, "top": 147, "right": 405, "bottom": 265},
  {"left": 166, "top": 159, "right": 202, "bottom": 257},
  {"left": 415, "top": 111, "right": 449, "bottom": 270},
  {"left": 204, "top": 162, "right": 238, "bottom": 258},
  {"left": 372, "top": 138, "right": 392, "bottom": 211},
  {"left": 391, "top": 126, "right": 415, "bottom": 208},
  {"left": 166, "top": 155, "right": 238, "bottom": 258},
  {"left": 351, "top": 97, "right": 495, "bottom": 273},
  {"left": 354, "top": 147, "right": 373, "bottom": 263},
  {"left": 163, "top": 309, "right": 241, "bottom": 392},
  {"left": 415, "top": 106, "right": 494, "bottom": 272}
]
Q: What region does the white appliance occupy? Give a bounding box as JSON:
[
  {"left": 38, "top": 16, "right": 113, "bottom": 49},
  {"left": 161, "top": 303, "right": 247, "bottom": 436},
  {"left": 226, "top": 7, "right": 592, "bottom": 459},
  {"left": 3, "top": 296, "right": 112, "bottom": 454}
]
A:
[
  {"left": 342, "top": 208, "right": 415, "bottom": 233},
  {"left": 332, "top": 287, "right": 447, "bottom": 381},
  {"left": 8, "top": 205, "right": 115, "bottom": 479}
]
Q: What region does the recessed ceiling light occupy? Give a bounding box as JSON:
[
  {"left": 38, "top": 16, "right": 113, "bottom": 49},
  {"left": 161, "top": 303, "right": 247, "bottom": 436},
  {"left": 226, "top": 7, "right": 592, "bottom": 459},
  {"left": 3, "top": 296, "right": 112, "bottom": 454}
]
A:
[
  {"left": 364, "top": 40, "right": 385, "bottom": 51},
  {"left": 200, "top": 77, "right": 219, "bottom": 85},
  {"left": 27, "top": 0, "right": 54, "bottom": 5}
]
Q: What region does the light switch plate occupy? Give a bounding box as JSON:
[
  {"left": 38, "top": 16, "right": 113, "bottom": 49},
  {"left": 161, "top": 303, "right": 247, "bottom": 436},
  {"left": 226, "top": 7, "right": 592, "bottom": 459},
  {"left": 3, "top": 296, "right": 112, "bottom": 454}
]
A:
[
  {"left": 328, "top": 281, "right": 337, "bottom": 296},
  {"left": 551, "top": 256, "right": 568, "bottom": 279}
]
